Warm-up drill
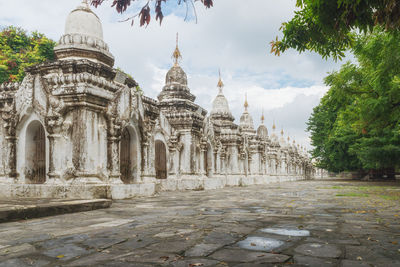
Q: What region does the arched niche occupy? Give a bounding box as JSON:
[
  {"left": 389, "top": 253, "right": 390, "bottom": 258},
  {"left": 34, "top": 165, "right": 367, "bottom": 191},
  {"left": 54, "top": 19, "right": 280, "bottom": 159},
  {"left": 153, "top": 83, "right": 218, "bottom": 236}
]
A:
[
  {"left": 155, "top": 140, "right": 167, "bottom": 179},
  {"left": 25, "top": 120, "right": 46, "bottom": 184},
  {"left": 120, "top": 126, "right": 140, "bottom": 184}
]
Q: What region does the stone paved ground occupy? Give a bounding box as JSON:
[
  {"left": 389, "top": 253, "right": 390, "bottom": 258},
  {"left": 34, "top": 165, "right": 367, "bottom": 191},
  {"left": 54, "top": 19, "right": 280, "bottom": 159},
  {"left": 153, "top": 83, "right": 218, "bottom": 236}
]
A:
[{"left": 0, "top": 179, "right": 399, "bottom": 267}]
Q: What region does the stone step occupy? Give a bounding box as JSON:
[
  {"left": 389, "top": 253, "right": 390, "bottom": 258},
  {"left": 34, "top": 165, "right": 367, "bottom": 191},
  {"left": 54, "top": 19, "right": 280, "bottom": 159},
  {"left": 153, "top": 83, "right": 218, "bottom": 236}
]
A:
[{"left": 0, "top": 199, "right": 112, "bottom": 223}]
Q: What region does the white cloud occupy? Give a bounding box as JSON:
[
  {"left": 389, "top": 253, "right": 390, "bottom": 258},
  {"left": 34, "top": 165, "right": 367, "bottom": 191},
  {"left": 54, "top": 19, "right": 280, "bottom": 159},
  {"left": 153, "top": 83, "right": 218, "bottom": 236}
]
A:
[{"left": 0, "top": 0, "right": 348, "bottom": 148}]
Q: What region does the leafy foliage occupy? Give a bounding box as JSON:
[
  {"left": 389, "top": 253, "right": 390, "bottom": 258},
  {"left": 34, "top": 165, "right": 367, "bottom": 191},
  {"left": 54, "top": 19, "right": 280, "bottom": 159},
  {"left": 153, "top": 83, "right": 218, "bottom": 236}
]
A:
[
  {"left": 0, "top": 26, "right": 55, "bottom": 84},
  {"left": 272, "top": 0, "right": 400, "bottom": 60},
  {"left": 91, "top": 0, "right": 213, "bottom": 26},
  {"left": 308, "top": 28, "right": 400, "bottom": 175}
]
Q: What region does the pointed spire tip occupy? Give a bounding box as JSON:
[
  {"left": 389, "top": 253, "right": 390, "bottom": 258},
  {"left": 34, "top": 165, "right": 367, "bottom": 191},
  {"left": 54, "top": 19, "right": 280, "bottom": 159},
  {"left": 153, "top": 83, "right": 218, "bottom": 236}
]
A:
[
  {"left": 172, "top": 33, "right": 182, "bottom": 66},
  {"left": 217, "top": 69, "right": 224, "bottom": 90},
  {"left": 244, "top": 93, "right": 249, "bottom": 110},
  {"left": 261, "top": 108, "right": 265, "bottom": 124}
]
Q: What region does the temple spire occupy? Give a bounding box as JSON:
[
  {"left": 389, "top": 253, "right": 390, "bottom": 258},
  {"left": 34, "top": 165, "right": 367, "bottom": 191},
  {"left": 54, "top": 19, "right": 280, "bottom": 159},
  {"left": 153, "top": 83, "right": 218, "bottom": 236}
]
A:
[
  {"left": 244, "top": 93, "right": 249, "bottom": 111},
  {"left": 261, "top": 109, "right": 265, "bottom": 124},
  {"left": 281, "top": 128, "right": 284, "bottom": 136},
  {"left": 172, "top": 33, "right": 182, "bottom": 66},
  {"left": 272, "top": 120, "right": 276, "bottom": 131},
  {"left": 217, "top": 69, "right": 224, "bottom": 93}
]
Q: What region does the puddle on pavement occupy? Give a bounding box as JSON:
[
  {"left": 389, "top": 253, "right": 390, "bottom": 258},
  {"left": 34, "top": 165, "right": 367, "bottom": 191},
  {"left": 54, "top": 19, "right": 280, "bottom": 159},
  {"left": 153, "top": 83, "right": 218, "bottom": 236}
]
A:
[
  {"left": 260, "top": 228, "right": 310, "bottom": 237},
  {"left": 228, "top": 208, "right": 251, "bottom": 213},
  {"left": 313, "top": 213, "right": 334, "bottom": 217},
  {"left": 202, "top": 208, "right": 225, "bottom": 215},
  {"left": 237, "top": 236, "right": 284, "bottom": 252}
]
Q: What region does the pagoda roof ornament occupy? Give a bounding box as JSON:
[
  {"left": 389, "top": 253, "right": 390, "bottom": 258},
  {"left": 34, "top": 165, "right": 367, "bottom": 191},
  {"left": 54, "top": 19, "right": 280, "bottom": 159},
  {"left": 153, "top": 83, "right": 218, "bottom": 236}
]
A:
[
  {"left": 244, "top": 93, "right": 249, "bottom": 111},
  {"left": 217, "top": 69, "right": 224, "bottom": 92},
  {"left": 272, "top": 120, "right": 276, "bottom": 131},
  {"left": 172, "top": 33, "right": 182, "bottom": 66},
  {"left": 281, "top": 128, "right": 284, "bottom": 136},
  {"left": 261, "top": 109, "right": 265, "bottom": 124}
]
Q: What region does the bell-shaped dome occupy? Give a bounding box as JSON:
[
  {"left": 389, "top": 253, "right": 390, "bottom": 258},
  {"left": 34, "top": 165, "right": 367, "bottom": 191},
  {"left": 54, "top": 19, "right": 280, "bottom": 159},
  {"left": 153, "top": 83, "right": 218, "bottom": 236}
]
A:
[
  {"left": 158, "top": 35, "right": 196, "bottom": 102},
  {"left": 65, "top": 2, "right": 103, "bottom": 40},
  {"left": 210, "top": 74, "right": 234, "bottom": 122},
  {"left": 257, "top": 125, "right": 268, "bottom": 138},
  {"left": 239, "top": 94, "right": 255, "bottom": 134},
  {"left": 158, "top": 62, "right": 195, "bottom": 102},
  {"left": 269, "top": 122, "right": 279, "bottom": 145},
  {"left": 165, "top": 65, "right": 188, "bottom": 85},
  {"left": 55, "top": 0, "right": 114, "bottom": 67},
  {"left": 292, "top": 140, "right": 298, "bottom": 153},
  {"left": 240, "top": 111, "right": 254, "bottom": 130},
  {"left": 270, "top": 132, "right": 278, "bottom": 144},
  {"left": 279, "top": 129, "right": 289, "bottom": 148},
  {"left": 257, "top": 111, "right": 268, "bottom": 138}
]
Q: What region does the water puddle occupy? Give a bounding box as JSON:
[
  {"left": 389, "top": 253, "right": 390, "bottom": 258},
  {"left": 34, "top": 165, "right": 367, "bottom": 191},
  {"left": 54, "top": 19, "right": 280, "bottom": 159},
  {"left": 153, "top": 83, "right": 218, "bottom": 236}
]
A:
[
  {"left": 251, "top": 208, "right": 268, "bottom": 214},
  {"left": 229, "top": 208, "right": 251, "bottom": 213},
  {"left": 202, "top": 209, "right": 225, "bottom": 215},
  {"left": 260, "top": 228, "right": 310, "bottom": 237},
  {"left": 237, "top": 236, "right": 284, "bottom": 252}
]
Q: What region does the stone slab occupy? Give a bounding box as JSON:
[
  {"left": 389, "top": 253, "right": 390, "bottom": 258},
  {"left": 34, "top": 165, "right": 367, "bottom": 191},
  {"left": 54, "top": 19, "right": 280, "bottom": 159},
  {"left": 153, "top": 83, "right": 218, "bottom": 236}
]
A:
[
  {"left": 294, "top": 255, "right": 337, "bottom": 267},
  {"left": 0, "top": 199, "right": 111, "bottom": 223},
  {"left": 185, "top": 243, "right": 222, "bottom": 257},
  {"left": 294, "top": 243, "right": 342, "bottom": 258},
  {"left": 210, "top": 248, "right": 290, "bottom": 263}
]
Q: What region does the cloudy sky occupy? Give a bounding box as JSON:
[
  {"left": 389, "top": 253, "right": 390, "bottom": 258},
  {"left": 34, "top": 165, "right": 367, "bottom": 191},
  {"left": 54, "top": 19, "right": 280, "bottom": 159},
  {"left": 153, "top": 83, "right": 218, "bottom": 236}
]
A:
[{"left": 0, "top": 0, "right": 348, "bottom": 149}]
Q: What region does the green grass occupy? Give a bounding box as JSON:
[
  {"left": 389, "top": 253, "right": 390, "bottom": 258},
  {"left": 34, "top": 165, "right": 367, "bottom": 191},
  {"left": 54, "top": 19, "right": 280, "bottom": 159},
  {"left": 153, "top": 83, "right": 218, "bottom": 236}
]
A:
[
  {"left": 336, "top": 193, "right": 370, "bottom": 197},
  {"left": 321, "top": 184, "right": 400, "bottom": 201},
  {"left": 379, "top": 195, "right": 400, "bottom": 201}
]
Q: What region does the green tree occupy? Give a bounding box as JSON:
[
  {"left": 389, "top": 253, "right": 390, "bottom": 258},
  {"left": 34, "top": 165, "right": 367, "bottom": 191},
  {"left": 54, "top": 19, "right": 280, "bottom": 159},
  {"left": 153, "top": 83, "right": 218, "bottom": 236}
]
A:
[
  {"left": 308, "top": 28, "right": 400, "bottom": 177},
  {"left": 0, "top": 26, "right": 55, "bottom": 84},
  {"left": 271, "top": 0, "right": 400, "bottom": 60},
  {"left": 307, "top": 63, "right": 362, "bottom": 172}
]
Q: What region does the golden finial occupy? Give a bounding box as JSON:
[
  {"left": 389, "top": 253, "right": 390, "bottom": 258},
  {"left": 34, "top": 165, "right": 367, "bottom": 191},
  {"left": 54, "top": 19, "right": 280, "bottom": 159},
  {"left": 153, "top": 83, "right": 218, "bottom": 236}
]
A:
[
  {"left": 172, "top": 33, "right": 182, "bottom": 66},
  {"left": 244, "top": 93, "right": 249, "bottom": 111},
  {"left": 272, "top": 120, "right": 276, "bottom": 130},
  {"left": 217, "top": 69, "right": 224, "bottom": 92},
  {"left": 281, "top": 128, "right": 284, "bottom": 136},
  {"left": 287, "top": 135, "right": 290, "bottom": 142},
  {"left": 261, "top": 109, "right": 265, "bottom": 124}
]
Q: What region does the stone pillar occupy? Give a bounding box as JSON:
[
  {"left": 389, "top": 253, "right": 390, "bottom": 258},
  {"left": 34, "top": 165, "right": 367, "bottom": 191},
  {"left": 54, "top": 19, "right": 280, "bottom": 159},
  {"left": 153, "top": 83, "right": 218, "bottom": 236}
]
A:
[
  {"left": 47, "top": 133, "right": 64, "bottom": 182},
  {"left": 200, "top": 145, "right": 206, "bottom": 176},
  {"left": 214, "top": 151, "right": 219, "bottom": 175},
  {"left": 108, "top": 136, "right": 121, "bottom": 183},
  {"left": 5, "top": 136, "right": 17, "bottom": 179},
  {"left": 250, "top": 152, "right": 260, "bottom": 175},
  {"left": 142, "top": 142, "right": 149, "bottom": 176},
  {"left": 168, "top": 148, "right": 176, "bottom": 176},
  {"left": 229, "top": 145, "right": 240, "bottom": 175},
  {"left": 71, "top": 108, "right": 107, "bottom": 183},
  {"left": 178, "top": 131, "right": 193, "bottom": 175},
  {"left": 220, "top": 153, "right": 226, "bottom": 175}
]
